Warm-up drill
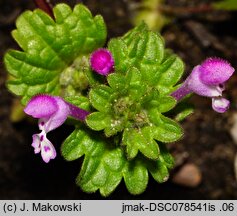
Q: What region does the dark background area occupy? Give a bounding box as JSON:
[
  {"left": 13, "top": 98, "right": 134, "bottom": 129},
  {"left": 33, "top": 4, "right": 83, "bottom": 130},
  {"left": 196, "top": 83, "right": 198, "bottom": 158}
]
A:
[{"left": 1, "top": 0, "right": 237, "bottom": 199}]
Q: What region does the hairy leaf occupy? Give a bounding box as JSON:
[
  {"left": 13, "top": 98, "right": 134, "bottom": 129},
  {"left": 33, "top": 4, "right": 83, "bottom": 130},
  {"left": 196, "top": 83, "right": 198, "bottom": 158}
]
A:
[
  {"left": 123, "top": 159, "right": 148, "bottom": 195},
  {"left": 4, "top": 4, "right": 106, "bottom": 104}
]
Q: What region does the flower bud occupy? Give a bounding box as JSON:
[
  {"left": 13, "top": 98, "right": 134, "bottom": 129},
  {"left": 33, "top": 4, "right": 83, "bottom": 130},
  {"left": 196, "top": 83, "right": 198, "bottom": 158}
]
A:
[{"left": 90, "top": 48, "right": 114, "bottom": 76}]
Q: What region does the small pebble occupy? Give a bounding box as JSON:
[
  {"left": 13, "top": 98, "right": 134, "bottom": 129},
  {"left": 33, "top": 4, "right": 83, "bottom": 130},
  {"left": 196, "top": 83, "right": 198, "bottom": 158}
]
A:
[{"left": 172, "top": 163, "right": 202, "bottom": 188}]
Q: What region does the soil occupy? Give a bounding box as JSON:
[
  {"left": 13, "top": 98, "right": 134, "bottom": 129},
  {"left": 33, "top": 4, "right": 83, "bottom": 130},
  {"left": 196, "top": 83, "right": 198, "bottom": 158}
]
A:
[{"left": 1, "top": 0, "right": 237, "bottom": 199}]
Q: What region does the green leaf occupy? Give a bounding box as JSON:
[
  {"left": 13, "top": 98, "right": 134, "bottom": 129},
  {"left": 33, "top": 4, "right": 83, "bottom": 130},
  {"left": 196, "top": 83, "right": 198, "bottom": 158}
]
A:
[
  {"left": 123, "top": 159, "right": 148, "bottom": 195},
  {"left": 122, "top": 129, "right": 139, "bottom": 159},
  {"left": 89, "top": 85, "right": 113, "bottom": 112},
  {"left": 122, "top": 127, "right": 160, "bottom": 160},
  {"left": 146, "top": 159, "right": 169, "bottom": 183},
  {"left": 174, "top": 102, "right": 194, "bottom": 122},
  {"left": 61, "top": 127, "right": 99, "bottom": 161},
  {"left": 4, "top": 3, "right": 107, "bottom": 104},
  {"left": 158, "top": 142, "right": 174, "bottom": 169},
  {"left": 123, "top": 25, "right": 166, "bottom": 85},
  {"left": 107, "top": 73, "right": 126, "bottom": 90},
  {"left": 156, "top": 51, "right": 184, "bottom": 95},
  {"left": 108, "top": 39, "right": 130, "bottom": 73},
  {"left": 159, "top": 96, "right": 177, "bottom": 112},
  {"left": 86, "top": 112, "right": 111, "bottom": 131},
  {"left": 99, "top": 172, "right": 123, "bottom": 196},
  {"left": 147, "top": 95, "right": 177, "bottom": 113},
  {"left": 78, "top": 156, "right": 105, "bottom": 192},
  {"left": 175, "top": 107, "right": 193, "bottom": 122},
  {"left": 104, "top": 119, "right": 125, "bottom": 137},
  {"left": 148, "top": 110, "right": 183, "bottom": 142},
  {"left": 81, "top": 157, "right": 109, "bottom": 188},
  {"left": 125, "top": 67, "right": 147, "bottom": 100},
  {"left": 139, "top": 126, "right": 160, "bottom": 159},
  {"left": 213, "top": 0, "right": 237, "bottom": 10},
  {"left": 125, "top": 67, "right": 142, "bottom": 86},
  {"left": 145, "top": 142, "right": 174, "bottom": 183},
  {"left": 78, "top": 146, "right": 125, "bottom": 196}
]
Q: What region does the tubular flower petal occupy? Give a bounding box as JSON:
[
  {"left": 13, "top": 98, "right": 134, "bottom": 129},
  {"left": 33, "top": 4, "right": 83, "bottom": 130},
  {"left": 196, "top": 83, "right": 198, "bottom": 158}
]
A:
[
  {"left": 24, "top": 94, "right": 90, "bottom": 163},
  {"left": 90, "top": 48, "right": 114, "bottom": 76},
  {"left": 186, "top": 66, "right": 223, "bottom": 97},
  {"left": 171, "top": 57, "right": 235, "bottom": 113}
]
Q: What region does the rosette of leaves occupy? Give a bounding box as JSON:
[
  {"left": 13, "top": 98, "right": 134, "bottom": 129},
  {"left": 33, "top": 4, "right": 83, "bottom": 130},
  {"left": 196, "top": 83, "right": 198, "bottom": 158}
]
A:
[
  {"left": 4, "top": 3, "right": 106, "bottom": 104},
  {"left": 62, "top": 23, "right": 189, "bottom": 196},
  {"left": 86, "top": 66, "right": 183, "bottom": 160}
]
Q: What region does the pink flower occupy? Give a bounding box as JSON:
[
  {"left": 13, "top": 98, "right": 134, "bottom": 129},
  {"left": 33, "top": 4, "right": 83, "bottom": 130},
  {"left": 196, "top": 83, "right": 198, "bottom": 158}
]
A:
[
  {"left": 171, "top": 57, "right": 235, "bottom": 113},
  {"left": 24, "top": 95, "right": 89, "bottom": 163}
]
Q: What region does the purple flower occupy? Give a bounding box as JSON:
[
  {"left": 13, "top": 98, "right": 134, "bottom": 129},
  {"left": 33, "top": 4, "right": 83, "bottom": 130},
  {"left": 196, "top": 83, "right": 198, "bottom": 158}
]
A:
[
  {"left": 90, "top": 48, "right": 114, "bottom": 76},
  {"left": 24, "top": 95, "right": 89, "bottom": 163},
  {"left": 171, "top": 57, "right": 235, "bottom": 113}
]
